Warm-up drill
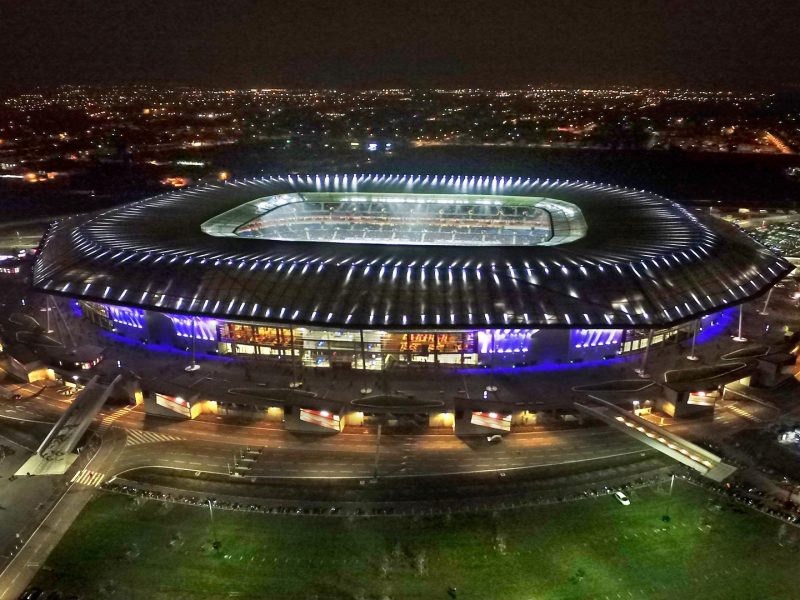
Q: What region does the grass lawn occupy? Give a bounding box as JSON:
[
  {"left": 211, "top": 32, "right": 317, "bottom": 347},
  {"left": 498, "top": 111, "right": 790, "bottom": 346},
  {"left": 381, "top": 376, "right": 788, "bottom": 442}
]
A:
[{"left": 33, "top": 481, "right": 800, "bottom": 599}]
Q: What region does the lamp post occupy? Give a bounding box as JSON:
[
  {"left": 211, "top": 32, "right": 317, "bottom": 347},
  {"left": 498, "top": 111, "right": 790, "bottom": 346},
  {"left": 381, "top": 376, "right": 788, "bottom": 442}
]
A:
[
  {"left": 185, "top": 317, "right": 200, "bottom": 372},
  {"left": 373, "top": 423, "right": 382, "bottom": 479},
  {"left": 758, "top": 288, "right": 774, "bottom": 316},
  {"left": 732, "top": 305, "right": 747, "bottom": 343},
  {"left": 489, "top": 328, "right": 496, "bottom": 377},
  {"left": 662, "top": 473, "right": 676, "bottom": 523},
  {"left": 208, "top": 499, "right": 220, "bottom": 550},
  {"left": 686, "top": 320, "right": 700, "bottom": 361},
  {"left": 634, "top": 330, "right": 654, "bottom": 378}
]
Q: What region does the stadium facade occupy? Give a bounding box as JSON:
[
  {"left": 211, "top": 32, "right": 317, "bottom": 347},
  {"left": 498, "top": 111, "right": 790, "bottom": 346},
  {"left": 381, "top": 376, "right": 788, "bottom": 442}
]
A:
[{"left": 33, "top": 174, "right": 793, "bottom": 372}]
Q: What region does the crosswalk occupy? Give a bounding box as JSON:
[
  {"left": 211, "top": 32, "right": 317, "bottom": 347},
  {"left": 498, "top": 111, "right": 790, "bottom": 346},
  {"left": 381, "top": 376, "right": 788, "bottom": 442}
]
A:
[
  {"left": 125, "top": 429, "right": 184, "bottom": 446},
  {"left": 71, "top": 469, "right": 105, "bottom": 487},
  {"left": 725, "top": 404, "right": 763, "bottom": 423},
  {"left": 96, "top": 405, "right": 136, "bottom": 434}
]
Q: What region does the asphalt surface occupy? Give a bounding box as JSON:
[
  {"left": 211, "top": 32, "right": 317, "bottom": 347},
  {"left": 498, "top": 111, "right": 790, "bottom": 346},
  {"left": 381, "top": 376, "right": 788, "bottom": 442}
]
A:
[
  {"left": 0, "top": 428, "right": 125, "bottom": 600},
  {"left": 111, "top": 428, "right": 645, "bottom": 479},
  {"left": 0, "top": 275, "right": 796, "bottom": 597},
  {"left": 0, "top": 381, "right": 773, "bottom": 484},
  {"left": 0, "top": 383, "right": 783, "bottom": 599},
  {"left": 0, "top": 380, "right": 791, "bottom": 599}
]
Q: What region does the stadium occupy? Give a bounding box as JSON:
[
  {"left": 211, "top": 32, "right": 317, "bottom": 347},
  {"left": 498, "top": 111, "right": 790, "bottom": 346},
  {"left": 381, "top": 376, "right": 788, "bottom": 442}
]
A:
[{"left": 32, "top": 173, "right": 793, "bottom": 375}]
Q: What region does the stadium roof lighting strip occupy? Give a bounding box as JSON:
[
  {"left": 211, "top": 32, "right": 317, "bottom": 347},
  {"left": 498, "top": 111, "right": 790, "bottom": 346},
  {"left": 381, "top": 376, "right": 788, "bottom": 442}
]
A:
[{"left": 32, "top": 174, "right": 794, "bottom": 330}]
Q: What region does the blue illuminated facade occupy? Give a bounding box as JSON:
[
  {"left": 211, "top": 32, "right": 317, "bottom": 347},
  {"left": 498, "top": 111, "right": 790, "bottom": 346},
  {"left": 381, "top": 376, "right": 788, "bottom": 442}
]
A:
[
  {"left": 76, "top": 300, "right": 730, "bottom": 371},
  {"left": 107, "top": 305, "right": 146, "bottom": 330},
  {"left": 41, "top": 174, "right": 788, "bottom": 375},
  {"left": 165, "top": 314, "right": 218, "bottom": 341}
]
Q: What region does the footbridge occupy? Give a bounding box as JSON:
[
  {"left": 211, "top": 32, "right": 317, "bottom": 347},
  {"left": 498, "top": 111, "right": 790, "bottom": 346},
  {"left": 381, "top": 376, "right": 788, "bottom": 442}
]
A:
[
  {"left": 575, "top": 395, "right": 737, "bottom": 482},
  {"left": 16, "top": 374, "right": 122, "bottom": 475}
]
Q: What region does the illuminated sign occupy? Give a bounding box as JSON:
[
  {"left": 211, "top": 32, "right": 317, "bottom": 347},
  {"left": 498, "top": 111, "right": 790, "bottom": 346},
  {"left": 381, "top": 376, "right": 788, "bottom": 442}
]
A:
[
  {"left": 156, "top": 393, "right": 192, "bottom": 417},
  {"left": 470, "top": 411, "right": 512, "bottom": 431},
  {"left": 299, "top": 408, "right": 340, "bottom": 431},
  {"left": 687, "top": 390, "right": 717, "bottom": 407},
  {"left": 166, "top": 315, "right": 218, "bottom": 341},
  {"left": 571, "top": 329, "right": 623, "bottom": 349},
  {"left": 399, "top": 333, "right": 466, "bottom": 354},
  {"left": 79, "top": 356, "right": 103, "bottom": 370},
  {"left": 106, "top": 305, "right": 145, "bottom": 329},
  {"left": 476, "top": 329, "right": 537, "bottom": 354}
]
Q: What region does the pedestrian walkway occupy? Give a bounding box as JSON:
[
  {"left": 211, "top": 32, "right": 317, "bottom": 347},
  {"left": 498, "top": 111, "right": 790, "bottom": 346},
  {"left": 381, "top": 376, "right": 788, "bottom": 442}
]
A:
[
  {"left": 723, "top": 382, "right": 780, "bottom": 411},
  {"left": 16, "top": 375, "right": 122, "bottom": 476},
  {"left": 723, "top": 403, "right": 764, "bottom": 424},
  {"left": 96, "top": 405, "right": 135, "bottom": 434},
  {"left": 125, "top": 429, "right": 184, "bottom": 446},
  {"left": 575, "top": 395, "right": 737, "bottom": 482},
  {"left": 70, "top": 469, "right": 105, "bottom": 487}
]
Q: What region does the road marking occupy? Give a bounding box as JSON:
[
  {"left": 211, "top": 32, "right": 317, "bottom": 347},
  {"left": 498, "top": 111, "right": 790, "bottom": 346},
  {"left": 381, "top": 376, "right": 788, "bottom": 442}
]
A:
[
  {"left": 112, "top": 449, "right": 647, "bottom": 481},
  {"left": 70, "top": 469, "right": 105, "bottom": 487},
  {"left": 0, "top": 413, "right": 55, "bottom": 425},
  {"left": 725, "top": 404, "right": 763, "bottom": 424},
  {"left": 0, "top": 428, "right": 111, "bottom": 599},
  {"left": 125, "top": 429, "right": 184, "bottom": 446},
  {"left": 97, "top": 405, "right": 136, "bottom": 434}
]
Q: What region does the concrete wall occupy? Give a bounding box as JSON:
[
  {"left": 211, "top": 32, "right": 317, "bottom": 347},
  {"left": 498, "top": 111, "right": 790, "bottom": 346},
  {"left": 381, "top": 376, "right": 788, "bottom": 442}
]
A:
[
  {"left": 283, "top": 406, "right": 342, "bottom": 433},
  {"left": 511, "top": 410, "right": 539, "bottom": 426},
  {"left": 428, "top": 411, "right": 455, "bottom": 429},
  {"left": 658, "top": 387, "right": 716, "bottom": 418},
  {"left": 216, "top": 404, "right": 284, "bottom": 421}
]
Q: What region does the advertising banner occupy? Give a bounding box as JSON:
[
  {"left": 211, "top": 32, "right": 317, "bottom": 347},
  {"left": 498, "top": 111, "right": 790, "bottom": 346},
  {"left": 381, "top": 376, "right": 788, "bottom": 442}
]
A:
[
  {"left": 299, "top": 408, "right": 341, "bottom": 431},
  {"left": 470, "top": 411, "right": 511, "bottom": 431}
]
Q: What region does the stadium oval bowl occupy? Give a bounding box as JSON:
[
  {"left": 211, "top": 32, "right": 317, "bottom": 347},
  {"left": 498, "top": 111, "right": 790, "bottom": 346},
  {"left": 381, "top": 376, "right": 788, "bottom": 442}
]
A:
[{"left": 33, "top": 174, "right": 792, "bottom": 332}]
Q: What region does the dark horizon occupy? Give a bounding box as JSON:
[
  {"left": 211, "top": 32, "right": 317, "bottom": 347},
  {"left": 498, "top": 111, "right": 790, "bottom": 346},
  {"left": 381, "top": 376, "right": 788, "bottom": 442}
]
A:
[
  {"left": 4, "top": 82, "right": 800, "bottom": 95},
  {"left": 2, "top": 1, "right": 800, "bottom": 92}
]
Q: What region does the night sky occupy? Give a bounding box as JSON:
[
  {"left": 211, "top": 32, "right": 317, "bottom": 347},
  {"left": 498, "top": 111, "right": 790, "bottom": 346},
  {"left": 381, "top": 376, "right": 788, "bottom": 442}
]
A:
[{"left": 2, "top": 0, "right": 799, "bottom": 90}]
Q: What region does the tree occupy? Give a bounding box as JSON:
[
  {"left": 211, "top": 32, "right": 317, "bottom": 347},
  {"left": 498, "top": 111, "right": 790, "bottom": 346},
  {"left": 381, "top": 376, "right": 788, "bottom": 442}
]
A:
[{"left": 415, "top": 550, "right": 428, "bottom": 575}]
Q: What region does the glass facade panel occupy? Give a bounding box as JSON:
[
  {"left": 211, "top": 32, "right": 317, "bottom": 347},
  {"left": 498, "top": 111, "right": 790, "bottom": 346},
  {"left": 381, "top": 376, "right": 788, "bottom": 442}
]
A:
[
  {"left": 77, "top": 302, "right": 726, "bottom": 371},
  {"left": 216, "top": 324, "right": 488, "bottom": 369}
]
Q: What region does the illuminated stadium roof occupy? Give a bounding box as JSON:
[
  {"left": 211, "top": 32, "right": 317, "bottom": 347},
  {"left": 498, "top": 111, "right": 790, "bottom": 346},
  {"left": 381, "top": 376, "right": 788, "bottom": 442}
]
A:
[{"left": 33, "top": 174, "right": 793, "bottom": 330}]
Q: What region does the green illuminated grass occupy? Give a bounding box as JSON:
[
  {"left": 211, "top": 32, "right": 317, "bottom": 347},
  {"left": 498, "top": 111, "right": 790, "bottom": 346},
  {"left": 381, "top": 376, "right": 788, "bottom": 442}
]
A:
[{"left": 33, "top": 481, "right": 800, "bottom": 599}]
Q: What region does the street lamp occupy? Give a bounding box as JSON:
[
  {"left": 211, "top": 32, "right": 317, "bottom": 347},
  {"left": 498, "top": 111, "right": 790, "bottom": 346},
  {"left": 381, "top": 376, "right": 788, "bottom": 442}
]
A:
[
  {"left": 663, "top": 473, "right": 676, "bottom": 523},
  {"left": 758, "top": 288, "right": 774, "bottom": 316},
  {"left": 634, "top": 330, "right": 654, "bottom": 378},
  {"left": 40, "top": 305, "right": 54, "bottom": 334},
  {"left": 373, "top": 422, "right": 382, "bottom": 479},
  {"left": 732, "top": 305, "right": 747, "bottom": 343},
  {"left": 185, "top": 317, "right": 201, "bottom": 372},
  {"left": 686, "top": 320, "right": 700, "bottom": 362},
  {"left": 207, "top": 499, "right": 220, "bottom": 550}
]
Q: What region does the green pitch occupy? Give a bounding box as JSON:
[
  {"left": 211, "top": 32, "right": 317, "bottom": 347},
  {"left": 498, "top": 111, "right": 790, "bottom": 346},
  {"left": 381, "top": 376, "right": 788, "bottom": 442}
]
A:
[{"left": 32, "top": 481, "right": 799, "bottom": 599}]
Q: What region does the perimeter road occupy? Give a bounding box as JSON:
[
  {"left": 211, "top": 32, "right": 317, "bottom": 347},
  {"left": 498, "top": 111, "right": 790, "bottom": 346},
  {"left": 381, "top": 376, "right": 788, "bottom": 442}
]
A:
[{"left": 0, "top": 429, "right": 126, "bottom": 600}]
